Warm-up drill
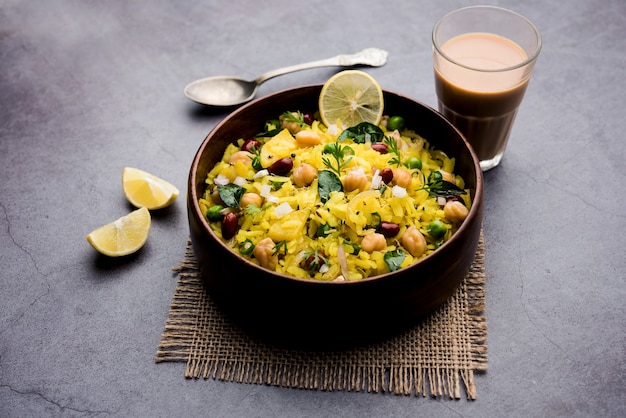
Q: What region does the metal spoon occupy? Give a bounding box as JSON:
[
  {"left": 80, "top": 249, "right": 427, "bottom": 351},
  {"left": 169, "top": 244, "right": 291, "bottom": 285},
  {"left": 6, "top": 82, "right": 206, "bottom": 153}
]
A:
[{"left": 183, "top": 48, "right": 389, "bottom": 107}]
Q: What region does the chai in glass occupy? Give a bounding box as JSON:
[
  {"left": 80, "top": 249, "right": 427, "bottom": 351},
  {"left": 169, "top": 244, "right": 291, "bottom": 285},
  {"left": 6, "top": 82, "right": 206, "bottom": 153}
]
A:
[{"left": 432, "top": 6, "right": 541, "bottom": 171}]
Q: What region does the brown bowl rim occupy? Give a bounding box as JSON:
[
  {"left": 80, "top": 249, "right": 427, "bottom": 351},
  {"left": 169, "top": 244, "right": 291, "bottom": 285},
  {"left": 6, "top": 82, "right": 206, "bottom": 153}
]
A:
[{"left": 188, "top": 83, "right": 483, "bottom": 287}]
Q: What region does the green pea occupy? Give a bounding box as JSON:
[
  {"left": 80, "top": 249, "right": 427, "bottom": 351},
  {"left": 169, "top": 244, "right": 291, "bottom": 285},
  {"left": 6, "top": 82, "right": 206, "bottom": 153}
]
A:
[
  {"left": 387, "top": 116, "right": 405, "bottom": 131},
  {"left": 427, "top": 219, "right": 447, "bottom": 239},
  {"left": 405, "top": 156, "right": 422, "bottom": 170},
  {"left": 205, "top": 205, "right": 224, "bottom": 221}
]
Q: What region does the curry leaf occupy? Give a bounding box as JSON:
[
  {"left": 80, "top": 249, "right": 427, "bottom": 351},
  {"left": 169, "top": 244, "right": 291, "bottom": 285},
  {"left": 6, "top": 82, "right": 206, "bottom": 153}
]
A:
[
  {"left": 318, "top": 170, "right": 343, "bottom": 203},
  {"left": 420, "top": 171, "right": 466, "bottom": 197},
  {"left": 217, "top": 183, "right": 246, "bottom": 208},
  {"left": 337, "top": 122, "right": 384, "bottom": 144}
]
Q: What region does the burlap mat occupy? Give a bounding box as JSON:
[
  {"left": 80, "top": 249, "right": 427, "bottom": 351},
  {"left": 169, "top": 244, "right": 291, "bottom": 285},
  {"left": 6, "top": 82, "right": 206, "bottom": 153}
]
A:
[{"left": 156, "top": 233, "right": 487, "bottom": 399}]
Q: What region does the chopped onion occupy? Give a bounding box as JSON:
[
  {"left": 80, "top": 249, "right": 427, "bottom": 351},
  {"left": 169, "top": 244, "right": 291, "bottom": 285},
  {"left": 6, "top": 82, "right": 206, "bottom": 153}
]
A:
[
  {"left": 371, "top": 169, "right": 382, "bottom": 189},
  {"left": 233, "top": 176, "right": 246, "bottom": 186},
  {"left": 260, "top": 184, "right": 271, "bottom": 196},
  {"left": 437, "top": 196, "right": 447, "bottom": 206},
  {"left": 392, "top": 185, "right": 407, "bottom": 198},
  {"left": 274, "top": 202, "right": 293, "bottom": 218},
  {"left": 260, "top": 184, "right": 279, "bottom": 203},
  {"left": 327, "top": 124, "right": 339, "bottom": 135},
  {"left": 214, "top": 174, "right": 230, "bottom": 185},
  {"left": 319, "top": 264, "right": 329, "bottom": 274},
  {"left": 337, "top": 244, "right": 349, "bottom": 280},
  {"left": 253, "top": 169, "right": 269, "bottom": 179}
]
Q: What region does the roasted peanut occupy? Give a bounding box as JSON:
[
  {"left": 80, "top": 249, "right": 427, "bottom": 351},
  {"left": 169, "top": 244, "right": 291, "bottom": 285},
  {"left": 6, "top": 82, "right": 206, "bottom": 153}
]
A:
[
  {"left": 402, "top": 225, "right": 426, "bottom": 257},
  {"left": 444, "top": 200, "right": 469, "bottom": 222},
  {"left": 439, "top": 169, "right": 455, "bottom": 183},
  {"left": 379, "top": 221, "right": 400, "bottom": 238},
  {"left": 361, "top": 233, "right": 386, "bottom": 253},
  {"left": 240, "top": 192, "right": 262, "bottom": 209},
  {"left": 295, "top": 130, "right": 322, "bottom": 147},
  {"left": 392, "top": 167, "right": 412, "bottom": 188},
  {"left": 253, "top": 237, "right": 278, "bottom": 271},
  {"left": 241, "top": 138, "right": 261, "bottom": 153},
  {"left": 268, "top": 157, "right": 293, "bottom": 176},
  {"left": 221, "top": 212, "right": 239, "bottom": 240},
  {"left": 380, "top": 168, "right": 393, "bottom": 184},
  {"left": 228, "top": 150, "right": 254, "bottom": 165},
  {"left": 211, "top": 186, "right": 225, "bottom": 205},
  {"left": 343, "top": 169, "right": 368, "bottom": 192},
  {"left": 293, "top": 163, "right": 318, "bottom": 187},
  {"left": 371, "top": 143, "right": 388, "bottom": 154}
]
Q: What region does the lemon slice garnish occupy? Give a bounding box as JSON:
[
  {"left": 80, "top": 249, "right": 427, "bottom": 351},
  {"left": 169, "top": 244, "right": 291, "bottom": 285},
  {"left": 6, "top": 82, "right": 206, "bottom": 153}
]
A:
[
  {"left": 86, "top": 207, "right": 151, "bottom": 257},
  {"left": 122, "top": 167, "right": 179, "bottom": 210},
  {"left": 318, "top": 70, "right": 384, "bottom": 128}
]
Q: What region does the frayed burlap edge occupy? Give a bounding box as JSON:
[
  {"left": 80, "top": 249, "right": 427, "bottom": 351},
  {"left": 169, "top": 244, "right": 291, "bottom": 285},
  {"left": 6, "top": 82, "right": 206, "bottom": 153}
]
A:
[{"left": 156, "top": 233, "right": 487, "bottom": 399}]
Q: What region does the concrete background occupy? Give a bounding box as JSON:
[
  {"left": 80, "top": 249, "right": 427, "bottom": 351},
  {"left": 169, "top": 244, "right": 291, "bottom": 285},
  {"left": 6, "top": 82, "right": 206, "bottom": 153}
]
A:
[{"left": 1, "top": 0, "right": 624, "bottom": 416}]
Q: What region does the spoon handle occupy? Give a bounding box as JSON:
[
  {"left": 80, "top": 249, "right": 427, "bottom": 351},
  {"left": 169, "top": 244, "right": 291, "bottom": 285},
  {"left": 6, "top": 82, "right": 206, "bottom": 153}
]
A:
[{"left": 254, "top": 48, "right": 389, "bottom": 85}]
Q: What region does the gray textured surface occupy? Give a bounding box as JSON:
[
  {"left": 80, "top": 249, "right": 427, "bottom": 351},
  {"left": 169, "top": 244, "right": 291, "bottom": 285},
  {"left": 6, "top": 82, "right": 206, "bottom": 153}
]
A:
[{"left": 1, "top": 0, "right": 624, "bottom": 416}]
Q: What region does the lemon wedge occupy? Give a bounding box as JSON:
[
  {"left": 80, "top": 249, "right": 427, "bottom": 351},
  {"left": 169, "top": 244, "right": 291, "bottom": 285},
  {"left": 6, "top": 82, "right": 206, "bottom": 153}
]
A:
[
  {"left": 122, "top": 167, "right": 179, "bottom": 210},
  {"left": 318, "top": 70, "right": 384, "bottom": 128},
  {"left": 86, "top": 207, "right": 151, "bottom": 257}
]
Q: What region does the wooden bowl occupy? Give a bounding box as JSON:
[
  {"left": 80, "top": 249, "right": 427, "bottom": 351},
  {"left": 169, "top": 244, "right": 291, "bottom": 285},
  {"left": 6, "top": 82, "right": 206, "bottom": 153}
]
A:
[{"left": 187, "top": 85, "right": 483, "bottom": 349}]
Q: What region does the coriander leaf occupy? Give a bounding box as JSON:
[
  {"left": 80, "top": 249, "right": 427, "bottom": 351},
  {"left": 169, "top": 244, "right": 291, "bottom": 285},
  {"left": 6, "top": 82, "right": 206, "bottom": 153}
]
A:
[
  {"left": 384, "top": 249, "right": 406, "bottom": 272},
  {"left": 384, "top": 135, "right": 401, "bottom": 167},
  {"left": 322, "top": 141, "right": 352, "bottom": 177},
  {"left": 273, "top": 240, "right": 288, "bottom": 256}
]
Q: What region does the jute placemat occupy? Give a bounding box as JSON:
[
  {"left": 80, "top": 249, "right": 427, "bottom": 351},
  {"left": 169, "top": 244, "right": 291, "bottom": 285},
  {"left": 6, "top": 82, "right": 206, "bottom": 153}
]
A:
[{"left": 156, "top": 233, "right": 487, "bottom": 399}]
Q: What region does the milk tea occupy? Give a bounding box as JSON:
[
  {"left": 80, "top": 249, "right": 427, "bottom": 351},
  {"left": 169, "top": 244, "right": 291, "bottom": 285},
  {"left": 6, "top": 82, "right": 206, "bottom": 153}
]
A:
[{"left": 434, "top": 33, "right": 531, "bottom": 169}]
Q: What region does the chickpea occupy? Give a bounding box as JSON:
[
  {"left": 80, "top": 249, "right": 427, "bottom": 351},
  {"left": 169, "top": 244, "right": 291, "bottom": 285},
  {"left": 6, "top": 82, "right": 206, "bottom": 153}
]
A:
[
  {"left": 392, "top": 167, "right": 412, "bottom": 188},
  {"left": 211, "top": 186, "right": 224, "bottom": 205},
  {"left": 253, "top": 237, "right": 278, "bottom": 271},
  {"left": 361, "top": 233, "right": 386, "bottom": 253},
  {"left": 439, "top": 169, "right": 455, "bottom": 183},
  {"left": 402, "top": 225, "right": 426, "bottom": 257},
  {"left": 280, "top": 111, "right": 302, "bottom": 134},
  {"left": 228, "top": 150, "right": 254, "bottom": 165},
  {"left": 343, "top": 169, "right": 368, "bottom": 192},
  {"left": 240, "top": 192, "right": 262, "bottom": 209},
  {"left": 295, "top": 130, "right": 322, "bottom": 147},
  {"left": 444, "top": 200, "right": 469, "bottom": 222},
  {"left": 293, "top": 163, "right": 318, "bottom": 187}
]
